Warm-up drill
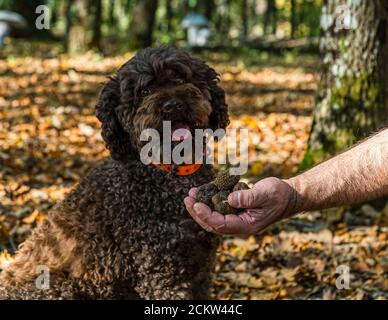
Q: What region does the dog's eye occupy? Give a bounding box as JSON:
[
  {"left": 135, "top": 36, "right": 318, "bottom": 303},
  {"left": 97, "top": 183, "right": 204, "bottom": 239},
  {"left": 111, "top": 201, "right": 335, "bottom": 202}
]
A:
[
  {"left": 139, "top": 88, "right": 151, "bottom": 96},
  {"left": 177, "top": 79, "right": 186, "bottom": 85}
]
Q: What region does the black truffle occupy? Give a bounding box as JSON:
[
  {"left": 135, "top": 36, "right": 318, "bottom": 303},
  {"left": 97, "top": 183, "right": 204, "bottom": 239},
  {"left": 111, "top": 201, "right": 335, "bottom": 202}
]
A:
[
  {"left": 233, "top": 182, "right": 250, "bottom": 192},
  {"left": 213, "top": 169, "right": 240, "bottom": 191},
  {"left": 212, "top": 191, "right": 238, "bottom": 215},
  {"left": 196, "top": 182, "right": 219, "bottom": 206},
  {"left": 194, "top": 169, "right": 249, "bottom": 214}
]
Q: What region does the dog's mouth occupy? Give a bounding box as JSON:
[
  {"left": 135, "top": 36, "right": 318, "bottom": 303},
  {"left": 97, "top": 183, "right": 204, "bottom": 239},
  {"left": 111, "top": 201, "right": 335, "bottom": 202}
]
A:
[
  {"left": 171, "top": 121, "right": 192, "bottom": 142},
  {"left": 142, "top": 119, "right": 208, "bottom": 165}
]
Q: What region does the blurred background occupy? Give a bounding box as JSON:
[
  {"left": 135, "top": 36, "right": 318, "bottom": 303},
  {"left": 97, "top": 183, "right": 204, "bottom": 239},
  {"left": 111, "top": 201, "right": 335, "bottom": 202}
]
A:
[
  {"left": 0, "top": 0, "right": 322, "bottom": 52},
  {"left": 0, "top": 0, "right": 387, "bottom": 299}
]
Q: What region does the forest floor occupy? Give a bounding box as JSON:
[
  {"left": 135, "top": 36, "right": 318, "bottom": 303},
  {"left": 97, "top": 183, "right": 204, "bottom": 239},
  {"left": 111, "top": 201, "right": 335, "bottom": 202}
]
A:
[{"left": 0, "top": 41, "right": 387, "bottom": 299}]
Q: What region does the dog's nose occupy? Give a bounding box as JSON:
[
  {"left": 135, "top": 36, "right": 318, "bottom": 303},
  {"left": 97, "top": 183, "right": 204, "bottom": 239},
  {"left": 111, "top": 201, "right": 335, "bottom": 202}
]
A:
[{"left": 162, "top": 99, "right": 184, "bottom": 113}]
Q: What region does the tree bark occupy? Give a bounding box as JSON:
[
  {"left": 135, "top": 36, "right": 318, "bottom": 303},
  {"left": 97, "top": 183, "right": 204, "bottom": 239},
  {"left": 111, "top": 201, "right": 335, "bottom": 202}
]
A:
[
  {"left": 67, "top": 0, "right": 91, "bottom": 54},
  {"left": 272, "top": 0, "right": 277, "bottom": 35},
  {"left": 264, "top": 0, "right": 270, "bottom": 35},
  {"left": 91, "top": 0, "right": 102, "bottom": 50},
  {"left": 225, "top": 0, "right": 231, "bottom": 39},
  {"left": 217, "top": 0, "right": 232, "bottom": 45},
  {"left": 63, "top": 0, "right": 72, "bottom": 52},
  {"left": 291, "top": 0, "right": 297, "bottom": 38},
  {"left": 51, "top": 0, "right": 59, "bottom": 28},
  {"left": 109, "top": 0, "right": 116, "bottom": 26},
  {"left": 165, "top": 0, "right": 173, "bottom": 33},
  {"left": 301, "top": 0, "right": 388, "bottom": 169},
  {"left": 264, "top": 0, "right": 277, "bottom": 35},
  {"left": 182, "top": 0, "right": 190, "bottom": 15},
  {"left": 241, "top": 0, "right": 248, "bottom": 42},
  {"left": 128, "top": 0, "right": 159, "bottom": 48},
  {"left": 205, "top": 0, "right": 215, "bottom": 22}
]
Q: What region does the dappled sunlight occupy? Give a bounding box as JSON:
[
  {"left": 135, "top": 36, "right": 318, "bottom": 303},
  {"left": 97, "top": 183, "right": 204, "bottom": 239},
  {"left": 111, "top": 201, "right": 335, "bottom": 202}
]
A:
[{"left": 1, "top": 44, "right": 387, "bottom": 300}]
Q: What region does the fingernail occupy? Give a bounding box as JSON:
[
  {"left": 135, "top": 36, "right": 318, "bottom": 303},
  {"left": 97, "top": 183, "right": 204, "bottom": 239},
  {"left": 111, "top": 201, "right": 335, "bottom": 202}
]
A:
[{"left": 229, "top": 192, "right": 241, "bottom": 207}]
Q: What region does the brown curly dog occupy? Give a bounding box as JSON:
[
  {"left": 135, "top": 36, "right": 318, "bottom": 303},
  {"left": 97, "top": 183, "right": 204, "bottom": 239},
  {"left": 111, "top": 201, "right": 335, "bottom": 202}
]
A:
[{"left": 0, "top": 46, "right": 229, "bottom": 299}]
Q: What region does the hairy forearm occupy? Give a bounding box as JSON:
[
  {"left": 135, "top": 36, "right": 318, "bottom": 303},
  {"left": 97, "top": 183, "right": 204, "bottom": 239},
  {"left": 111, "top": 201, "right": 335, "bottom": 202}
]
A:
[{"left": 285, "top": 129, "right": 388, "bottom": 214}]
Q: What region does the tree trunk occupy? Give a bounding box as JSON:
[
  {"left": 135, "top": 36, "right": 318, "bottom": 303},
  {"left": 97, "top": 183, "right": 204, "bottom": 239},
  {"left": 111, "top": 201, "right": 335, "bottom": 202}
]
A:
[
  {"left": 225, "top": 0, "right": 231, "bottom": 41},
  {"left": 216, "top": 0, "right": 232, "bottom": 44},
  {"left": 166, "top": 0, "right": 173, "bottom": 33},
  {"left": 241, "top": 0, "right": 248, "bottom": 42},
  {"left": 290, "top": 0, "right": 297, "bottom": 38},
  {"left": 91, "top": 0, "right": 102, "bottom": 50},
  {"left": 264, "top": 0, "right": 270, "bottom": 35},
  {"left": 301, "top": 0, "right": 388, "bottom": 169},
  {"left": 182, "top": 0, "right": 190, "bottom": 15},
  {"left": 51, "top": 0, "right": 59, "bottom": 28},
  {"left": 264, "top": 0, "right": 276, "bottom": 35},
  {"left": 128, "top": 0, "right": 159, "bottom": 48},
  {"left": 272, "top": 0, "right": 277, "bottom": 35},
  {"left": 109, "top": 0, "right": 116, "bottom": 26},
  {"left": 251, "top": 0, "right": 257, "bottom": 25},
  {"left": 194, "top": 0, "right": 214, "bottom": 21},
  {"left": 205, "top": 0, "right": 215, "bottom": 22},
  {"left": 63, "top": 0, "right": 72, "bottom": 52},
  {"left": 67, "top": 0, "right": 91, "bottom": 54}
]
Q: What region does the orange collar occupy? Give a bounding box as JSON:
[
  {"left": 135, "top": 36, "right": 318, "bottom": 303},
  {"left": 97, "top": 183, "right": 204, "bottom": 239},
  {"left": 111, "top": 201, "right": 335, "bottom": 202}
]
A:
[{"left": 152, "top": 163, "right": 201, "bottom": 176}]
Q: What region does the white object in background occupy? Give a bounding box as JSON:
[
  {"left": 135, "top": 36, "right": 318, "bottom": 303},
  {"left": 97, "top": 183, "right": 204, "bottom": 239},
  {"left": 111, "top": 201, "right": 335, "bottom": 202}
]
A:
[{"left": 182, "top": 13, "right": 210, "bottom": 47}]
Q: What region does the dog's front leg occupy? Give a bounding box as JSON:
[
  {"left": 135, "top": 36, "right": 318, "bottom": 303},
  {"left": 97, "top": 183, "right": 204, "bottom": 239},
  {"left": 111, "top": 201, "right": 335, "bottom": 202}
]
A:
[{"left": 134, "top": 271, "right": 194, "bottom": 300}]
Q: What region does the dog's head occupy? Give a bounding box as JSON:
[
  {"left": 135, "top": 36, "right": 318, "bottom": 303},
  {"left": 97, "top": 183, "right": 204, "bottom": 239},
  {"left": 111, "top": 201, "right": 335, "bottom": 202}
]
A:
[{"left": 96, "top": 46, "right": 229, "bottom": 162}]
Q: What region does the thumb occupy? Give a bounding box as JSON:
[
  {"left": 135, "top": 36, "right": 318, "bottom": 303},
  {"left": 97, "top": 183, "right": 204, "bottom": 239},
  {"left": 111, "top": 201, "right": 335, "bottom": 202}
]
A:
[{"left": 228, "top": 188, "right": 259, "bottom": 209}]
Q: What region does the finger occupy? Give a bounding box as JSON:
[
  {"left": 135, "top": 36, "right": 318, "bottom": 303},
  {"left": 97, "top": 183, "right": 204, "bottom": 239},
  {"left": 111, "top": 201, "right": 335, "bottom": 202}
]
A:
[
  {"left": 213, "top": 212, "right": 257, "bottom": 235},
  {"left": 192, "top": 205, "right": 256, "bottom": 236},
  {"left": 184, "top": 196, "right": 196, "bottom": 210},
  {"left": 188, "top": 187, "right": 198, "bottom": 199},
  {"left": 192, "top": 202, "right": 230, "bottom": 233},
  {"left": 184, "top": 199, "right": 215, "bottom": 232},
  {"left": 192, "top": 204, "right": 227, "bottom": 233},
  {"left": 228, "top": 189, "right": 259, "bottom": 209}
]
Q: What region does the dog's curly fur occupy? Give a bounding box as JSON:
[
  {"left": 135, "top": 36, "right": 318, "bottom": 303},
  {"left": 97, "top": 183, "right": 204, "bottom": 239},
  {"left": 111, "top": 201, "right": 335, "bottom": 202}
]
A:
[{"left": 0, "top": 46, "right": 229, "bottom": 299}]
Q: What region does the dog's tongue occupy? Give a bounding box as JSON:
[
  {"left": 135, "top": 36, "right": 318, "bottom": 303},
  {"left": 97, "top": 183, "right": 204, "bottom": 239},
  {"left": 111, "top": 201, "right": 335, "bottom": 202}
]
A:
[{"left": 171, "top": 122, "right": 191, "bottom": 141}]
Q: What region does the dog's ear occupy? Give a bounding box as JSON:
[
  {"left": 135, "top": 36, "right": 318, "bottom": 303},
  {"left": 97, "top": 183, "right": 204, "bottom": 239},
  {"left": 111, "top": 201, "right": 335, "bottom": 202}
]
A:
[
  {"left": 193, "top": 59, "right": 229, "bottom": 131},
  {"left": 95, "top": 77, "right": 136, "bottom": 161}
]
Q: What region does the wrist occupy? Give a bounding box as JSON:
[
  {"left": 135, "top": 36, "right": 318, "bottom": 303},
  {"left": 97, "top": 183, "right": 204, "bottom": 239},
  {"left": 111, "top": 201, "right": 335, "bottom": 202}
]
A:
[{"left": 282, "top": 178, "right": 304, "bottom": 216}]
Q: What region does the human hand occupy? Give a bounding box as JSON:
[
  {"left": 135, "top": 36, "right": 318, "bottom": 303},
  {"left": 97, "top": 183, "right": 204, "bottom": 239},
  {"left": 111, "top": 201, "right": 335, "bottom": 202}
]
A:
[{"left": 184, "top": 177, "right": 299, "bottom": 235}]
